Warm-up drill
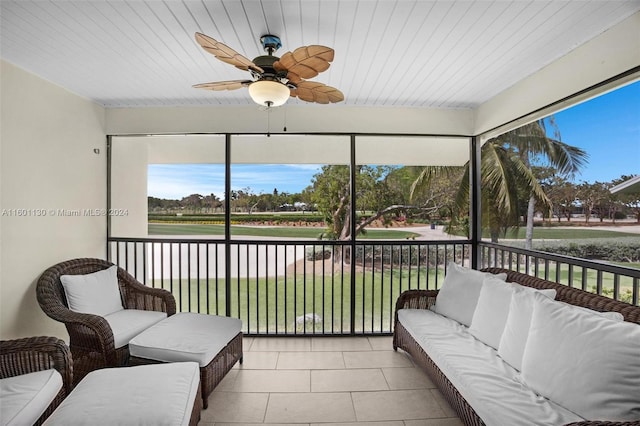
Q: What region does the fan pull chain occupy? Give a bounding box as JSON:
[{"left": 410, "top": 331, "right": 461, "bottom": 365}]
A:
[
  {"left": 267, "top": 105, "right": 271, "bottom": 137},
  {"left": 283, "top": 105, "right": 288, "bottom": 132}
]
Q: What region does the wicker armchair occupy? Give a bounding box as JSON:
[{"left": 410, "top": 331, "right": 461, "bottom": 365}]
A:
[
  {"left": 36, "top": 258, "right": 176, "bottom": 384},
  {"left": 0, "top": 336, "right": 72, "bottom": 425}
]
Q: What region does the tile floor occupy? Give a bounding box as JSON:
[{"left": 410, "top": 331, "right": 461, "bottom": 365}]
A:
[{"left": 199, "top": 336, "right": 463, "bottom": 426}]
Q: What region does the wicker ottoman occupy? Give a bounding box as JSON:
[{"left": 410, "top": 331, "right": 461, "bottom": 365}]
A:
[{"left": 128, "top": 313, "right": 243, "bottom": 409}]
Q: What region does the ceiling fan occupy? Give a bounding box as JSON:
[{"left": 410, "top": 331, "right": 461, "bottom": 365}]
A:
[{"left": 193, "top": 32, "right": 344, "bottom": 107}]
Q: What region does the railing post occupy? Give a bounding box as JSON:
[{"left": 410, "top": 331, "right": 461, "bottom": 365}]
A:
[
  {"left": 225, "top": 134, "right": 232, "bottom": 317},
  {"left": 349, "top": 134, "right": 357, "bottom": 335},
  {"left": 470, "top": 136, "right": 482, "bottom": 269}
]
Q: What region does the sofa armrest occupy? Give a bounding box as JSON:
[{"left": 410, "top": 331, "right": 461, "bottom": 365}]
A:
[
  {"left": 394, "top": 289, "right": 439, "bottom": 327},
  {"left": 395, "top": 289, "right": 439, "bottom": 311},
  {"left": 0, "top": 336, "right": 73, "bottom": 394}
]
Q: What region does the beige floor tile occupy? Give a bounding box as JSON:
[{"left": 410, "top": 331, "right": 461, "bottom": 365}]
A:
[
  {"left": 430, "top": 389, "right": 457, "bottom": 417},
  {"left": 343, "top": 350, "right": 414, "bottom": 369},
  {"left": 265, "top": 392, "right": 356, "bottom": 423},
  {"left": 201, "top": 392, "right": 269, "bottom": 423},
  {"left": 382, "top": 367, "right": 435, "bottom": 390},
  {"left": 368, "top": 336, "right": 394, "bottom": 351},
  {"left": 311, "top": 422, "right": 403, "bottom": 426},
  {"left": 311, "top": 368, "right": 388, "bottom": 392},
  {"left": 249, "top": 337, "right": 311, "bottom": 351},
  {"left": 277, "top": 351, "right": 345, "bottom": 369},
  {"left": 311, "top": 337, "right": 372, "bottom": 351},
  {"left": 214, "top": 369, "right": 238, "bottom": 391},
  {"left": 242, "top": 337, "right": 255, "bottom": 350},
  {"left": 233, "top": 369, "right": 310, "bottom": 392},
  {"left": 234, "top": 351, "right": 279, "bottom": 370},
  {"left": 404, "top": 419, "right": 465, "bottom": 426},
  {"left": 213, "top": 423, "right": 309, "bottom": 426},
  {"left": 352, "top": 390, "right": 446, "bottom": 421}
]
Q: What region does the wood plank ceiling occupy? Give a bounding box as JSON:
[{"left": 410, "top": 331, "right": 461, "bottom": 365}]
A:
[{"left": 1, "top": 0, "right": 638, "bottom": 109}]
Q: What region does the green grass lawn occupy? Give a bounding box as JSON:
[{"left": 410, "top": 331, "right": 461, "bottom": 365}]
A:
[
  {"left": 489, "top": 227, "right": 639, "bottom": 239},
  {"left": 150, "top": 267, "right": 446, "bottom": 334},
  {"left": 148, "top": 260, "right": 637, "bottom": 334},
  {"left": 148, "top": 223, "right": 419, "bottom": 239}
]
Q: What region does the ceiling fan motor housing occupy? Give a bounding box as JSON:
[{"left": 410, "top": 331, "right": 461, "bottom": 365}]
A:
[{"left": 251, "top": 55, "right": 291, "bottom": 85}]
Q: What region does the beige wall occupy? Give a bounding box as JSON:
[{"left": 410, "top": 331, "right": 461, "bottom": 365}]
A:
[{"left": 0, "top": 61, "right": 107, "bottom": 339}]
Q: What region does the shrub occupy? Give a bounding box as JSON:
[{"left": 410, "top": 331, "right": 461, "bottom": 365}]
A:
[{"left": 305, "top": 246, "right": 332, "bottom": 261}]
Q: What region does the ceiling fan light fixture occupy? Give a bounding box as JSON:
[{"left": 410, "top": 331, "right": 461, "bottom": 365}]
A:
[{"left": 248, "top": 80, "right": 290, "bottom": 107}]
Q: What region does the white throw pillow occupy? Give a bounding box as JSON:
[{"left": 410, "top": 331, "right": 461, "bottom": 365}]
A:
[
  {"left": 521, "top": 293, "right": 640, "bottom": 420},
  {"left": 61, "top": 265, "right": 124, "bottom": 316},
  {"left": 498, "top": 289, "right": 623, "bottom": 371},
  {"left": 497, "top": 290, "right": 537, "bottom": 370},
  {"left": 468, "top": 276, "right": 517, "bottom": 349},
  {"left": 433, "top": 262, "right": 506, "bottom": 326}
]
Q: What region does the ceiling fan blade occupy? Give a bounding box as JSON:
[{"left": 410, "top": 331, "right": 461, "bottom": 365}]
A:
[
  {"left": 274, "top": 45, "right": 334, "bottom": 80},
  {"left": 193, "top": 80, "right": 252, "bottom": 91},
  {"left": 292, "top": 81, "right": 344, "bottom": 104},
  {"left": 195, "top": 32, "right": 263, "bottom": 73}
]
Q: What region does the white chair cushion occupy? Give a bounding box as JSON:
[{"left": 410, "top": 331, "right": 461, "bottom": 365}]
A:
[
  {"left": 0, "top": 369, "right": 62, "bottom": 426},
  {"left": 61, "top": 265, "right": 124, "bottom": 316},
  {"left": 129, "top": 312, "right": 242, "bottom": 367},
  {"left": 468, "top": 276, "right": 517, "bottom": 349},
  {"left": 521, "top": 293, "right": 640, "bottom": 420},
  {"left": 434, "top": 262, "right": 507, "bottom": 326},
  {"left": 43, "top": 362, "right": 200, "bottom": 426},
  {"left": 103, "top": 309, "right": 167, "bottom": 348}
]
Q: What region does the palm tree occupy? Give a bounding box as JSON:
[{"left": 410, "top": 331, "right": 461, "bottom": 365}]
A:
[{"left": 411, "top": 119, "right": 588, "bottom": 247}]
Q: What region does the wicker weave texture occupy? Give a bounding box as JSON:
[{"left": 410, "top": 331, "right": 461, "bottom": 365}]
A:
[
  {"left": 393, "top": 269, "right": 640, "bottom": 426},
  {"left": 481, "top": 268, "right": 640, "bottom": 324},
  {"left": 36, "top": 258, "right": 177, "bottom": 384},
  {"left": 0, "top": 336, "right": 73, "bottom": 425}
]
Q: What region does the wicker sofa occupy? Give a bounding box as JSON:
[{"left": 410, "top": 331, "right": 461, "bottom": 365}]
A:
[{"left": 393, "top": 266, "right": 640, "bottom": 426}]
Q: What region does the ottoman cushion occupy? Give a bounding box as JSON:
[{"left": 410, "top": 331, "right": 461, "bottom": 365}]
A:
[
  {"left": 129, "top": 313, "right": 242, "bottom": 367},
  {"left": 43, "top": 362, "right": 199, "bottom": 426},
  {"left": 0, "top": 369, "right": 62, "bottom": 426}
]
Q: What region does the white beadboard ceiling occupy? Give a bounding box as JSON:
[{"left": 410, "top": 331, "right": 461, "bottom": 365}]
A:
[{"left": 1, "top": 0, "right": 638, "bottom": 109}]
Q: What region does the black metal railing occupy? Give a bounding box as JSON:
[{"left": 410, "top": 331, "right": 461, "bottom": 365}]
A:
[
  {"left": 107, "top": 237, "right": 639, "bottom": 335},
  {"left": 479, "top": 242, "right": 640, "bottom": 306},
  {"left": 108, "top": 237, "right": 471, "bottom": 335}
]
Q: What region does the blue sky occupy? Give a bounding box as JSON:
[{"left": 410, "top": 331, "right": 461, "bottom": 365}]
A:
[
  {"left": 148, "top": 81, "right": 639, "bottom": 200},
  {"left": 550, "top": 80, "right": 639, "bottom": 184}
]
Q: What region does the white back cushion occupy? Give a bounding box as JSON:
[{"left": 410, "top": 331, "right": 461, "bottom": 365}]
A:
[
  {"left": 434, "top": 262, "right": 506, "bottom": 326},
  {"left": 468, "top": 276, "right": 517, "bottom": 349},
  {"left": 61, "top": 265, "right": 124, "bottom": 317},
  {"left": 521, "top": 293, "right": 640, "bottom": 420},
  {"left": 497, "top": 287, "right": 556, "bottom": 370}
]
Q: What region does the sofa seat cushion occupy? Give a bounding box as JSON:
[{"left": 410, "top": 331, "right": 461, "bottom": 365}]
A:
[
  {"left": 398, "top": 309, "right": 584, "bottom": 426},
  {"left": 43, "top": 362, "right": 200, "bottom": 426},
  {"left": 0, "top": 369, "right": 62, "bottom": 426},
  {"left": 103, "top": 309, "right": 167, "bottom": 348},
  {"left": 129, "top": 312, "right": 242, "bottom": 367}
]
